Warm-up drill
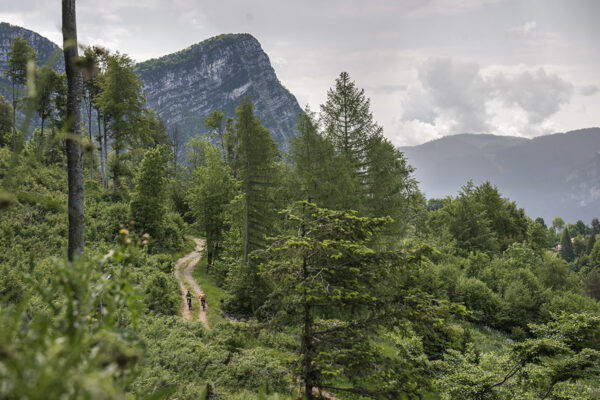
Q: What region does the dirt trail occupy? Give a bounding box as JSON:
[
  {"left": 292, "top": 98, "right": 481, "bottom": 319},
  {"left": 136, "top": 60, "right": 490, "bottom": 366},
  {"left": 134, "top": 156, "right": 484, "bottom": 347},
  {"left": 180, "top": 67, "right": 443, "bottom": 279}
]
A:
[{"left": 174, "top": 238, "right": 209, "bottom": 328}]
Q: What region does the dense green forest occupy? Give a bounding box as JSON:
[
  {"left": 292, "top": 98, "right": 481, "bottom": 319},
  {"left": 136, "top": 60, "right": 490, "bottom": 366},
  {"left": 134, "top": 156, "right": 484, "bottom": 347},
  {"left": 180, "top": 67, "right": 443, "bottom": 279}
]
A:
[{"left": 1, "top": 28, "right": 599, "bottom": 400}]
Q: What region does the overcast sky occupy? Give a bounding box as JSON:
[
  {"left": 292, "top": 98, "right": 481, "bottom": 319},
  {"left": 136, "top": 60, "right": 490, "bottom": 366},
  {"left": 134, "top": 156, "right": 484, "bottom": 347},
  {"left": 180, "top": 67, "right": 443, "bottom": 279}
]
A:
[{"left": 2, "top": 0, "right": 599, "bottom": 146}]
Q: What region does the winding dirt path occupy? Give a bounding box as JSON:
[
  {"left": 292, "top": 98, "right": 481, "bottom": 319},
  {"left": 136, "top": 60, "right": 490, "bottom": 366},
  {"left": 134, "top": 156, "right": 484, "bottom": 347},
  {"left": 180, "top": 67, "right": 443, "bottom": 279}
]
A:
[{"left": 174, "top": 238, "right": 209, "bottom": 328}]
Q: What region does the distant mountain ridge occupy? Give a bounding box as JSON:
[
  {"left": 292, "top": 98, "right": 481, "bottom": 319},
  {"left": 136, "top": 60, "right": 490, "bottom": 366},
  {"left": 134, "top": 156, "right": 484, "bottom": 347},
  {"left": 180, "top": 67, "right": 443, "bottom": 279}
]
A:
[
  {"left": 400, "top": 128, "right": 600, "bottom": 223},
  {"left": 0, "top": 23, "right": 301, "bottom": 146}
]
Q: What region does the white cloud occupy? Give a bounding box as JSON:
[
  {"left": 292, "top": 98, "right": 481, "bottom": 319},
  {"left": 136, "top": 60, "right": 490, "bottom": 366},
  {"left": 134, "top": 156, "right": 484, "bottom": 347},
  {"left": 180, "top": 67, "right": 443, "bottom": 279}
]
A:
[
  {"left": 506, "top": 21, "right": 537, "bottom": 39},
  {"left": 489, "top": 68, "right": 573, "bottom": 123},
  {"left": 581, "top": 85, "right": 599, "bottom": 96},
  {"left": 400, "top": 58, "right": 574, "bottom": 142}
]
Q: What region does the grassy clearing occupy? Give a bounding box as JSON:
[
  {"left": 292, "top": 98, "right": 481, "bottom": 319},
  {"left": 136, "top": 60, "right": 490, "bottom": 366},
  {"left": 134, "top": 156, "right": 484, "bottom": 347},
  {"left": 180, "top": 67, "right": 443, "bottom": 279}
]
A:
[{"left": 192, "top": 254, "right": 228, "bottom": 327}]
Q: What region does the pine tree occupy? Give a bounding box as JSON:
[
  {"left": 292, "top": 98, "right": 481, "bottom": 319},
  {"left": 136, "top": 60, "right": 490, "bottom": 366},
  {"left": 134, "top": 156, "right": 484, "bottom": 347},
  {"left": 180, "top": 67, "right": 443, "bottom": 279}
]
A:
[
  {"left": 4, "top": 35, "right": 37, "bottom": 152},
  {"left": 560, "top": 227, "right": 574, "bottom": 263},
  {"left": 259, "top": 202, "right": 442, "bottom": 398},
  {"left": 234, "top": 97, "right": 277, "bottom": 268},
  {"left": 320, "top": 72, "right": 382, "bottom": 163},
  {"left": 228, "top": 97, "right": 277, "bottom": 314},
  {"left": 289, "top": 108, "right": 338, "bottom": 207},
  {"left": 0, "top": 95, "right": 13, "bottom": 148},
  {"left": 364, "top": 136, "right": 420, "bottom": 245}
]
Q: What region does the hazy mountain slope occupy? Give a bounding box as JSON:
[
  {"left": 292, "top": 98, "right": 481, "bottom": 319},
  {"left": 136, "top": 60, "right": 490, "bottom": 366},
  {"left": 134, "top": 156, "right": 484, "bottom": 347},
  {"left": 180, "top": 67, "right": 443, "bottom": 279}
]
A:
[
  {"left": 136, "top": 33, "right": 302, "bottom": 147},
  {"left": 0, "top": 23, "right": 64, "bottom": 130},
  {"left": 401, "top": 128, "right": 600, "bottom": 222}
]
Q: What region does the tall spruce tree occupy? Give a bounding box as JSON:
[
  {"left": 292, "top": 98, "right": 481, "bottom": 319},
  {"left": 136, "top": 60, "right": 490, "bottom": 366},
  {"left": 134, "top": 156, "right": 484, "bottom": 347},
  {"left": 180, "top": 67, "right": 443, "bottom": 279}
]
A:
[
  {"left": 289, "top": 109, "right": 337, "bottom": 207},
  {"left": 4, "top": 36, "right": 37, "bottom": 152},
  {"left": 320, "top": 71, "right": 382, "bottom": 162},
  {"left": 364, "top": 135, "right": 420, "bottom": 245},
  {"left": 234, "top": 97, "right": 277, "bottom": 268},
  {"left": 259, "top": 202, "right": 442, "bottom": 398},
  {"left": 62, "top": 0, "right": 85, "bottom": 260},
  {"left": 560, "top": 227, "right": 575, "bottom": 263}
]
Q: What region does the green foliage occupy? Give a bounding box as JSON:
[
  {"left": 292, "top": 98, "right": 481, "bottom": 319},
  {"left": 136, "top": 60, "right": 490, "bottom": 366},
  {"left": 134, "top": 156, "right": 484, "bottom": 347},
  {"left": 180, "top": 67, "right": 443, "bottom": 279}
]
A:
[
  {"left": 186, "top": 139, "right": 237, "bottom": 266},
  {"left": 435, "top": 313, "right": 600, "bottom": 399},
  {"left": 560, "top": 227, "right": 575, "bottom": 262},
  {"left": 259, "top": 202, "right": 453, "bottom": 397},
  {"left": 0, "top": 95, "right": 13, "bottom": 147},
  {"left": 130, "top": 146, "right": 183, "bottom": 252},
  {"left": 0, "top": 247, "right": 144, "bottom": 399}
]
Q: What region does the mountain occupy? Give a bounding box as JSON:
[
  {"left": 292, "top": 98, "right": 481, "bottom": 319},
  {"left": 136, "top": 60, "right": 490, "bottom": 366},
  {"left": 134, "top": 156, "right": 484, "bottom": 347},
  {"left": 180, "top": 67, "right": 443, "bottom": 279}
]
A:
[
  {"left": 400, "top": 128, "right": 600, "bottom": 223},
  {"left": 0, "top": 23, "right": 301, "bottom": 146},
  {"left": 0, "top": 23, "right": 64, "bottom": 130},
  {"left": 136, "top": 34, "right": 302, "bottom": 147}
]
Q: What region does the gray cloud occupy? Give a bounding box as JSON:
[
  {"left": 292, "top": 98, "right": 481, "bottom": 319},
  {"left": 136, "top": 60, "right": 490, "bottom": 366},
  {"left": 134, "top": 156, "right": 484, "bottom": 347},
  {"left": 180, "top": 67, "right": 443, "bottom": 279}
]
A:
[
  {"left": 489, "top": 69, "right": 573, "bottom": 123},
  {"left": 403, "top": 58, "right": 574, "bottom": 134},
  {"left": 581, "top": 84, "right": 599, "bottom": 96}
]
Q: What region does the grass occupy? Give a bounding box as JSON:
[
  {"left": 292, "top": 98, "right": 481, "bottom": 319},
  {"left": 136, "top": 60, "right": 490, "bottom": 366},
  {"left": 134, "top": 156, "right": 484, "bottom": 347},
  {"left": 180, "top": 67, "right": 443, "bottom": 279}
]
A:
[{"left": 191, "top": 253, "right": 228, "bottom": 327}]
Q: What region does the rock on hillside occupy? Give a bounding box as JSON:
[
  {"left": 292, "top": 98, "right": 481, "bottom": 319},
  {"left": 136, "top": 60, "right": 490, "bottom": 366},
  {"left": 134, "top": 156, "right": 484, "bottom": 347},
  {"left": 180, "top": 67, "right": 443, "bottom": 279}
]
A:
[{"left": 136, "top": 33, "right": 302, "bottom": 147}]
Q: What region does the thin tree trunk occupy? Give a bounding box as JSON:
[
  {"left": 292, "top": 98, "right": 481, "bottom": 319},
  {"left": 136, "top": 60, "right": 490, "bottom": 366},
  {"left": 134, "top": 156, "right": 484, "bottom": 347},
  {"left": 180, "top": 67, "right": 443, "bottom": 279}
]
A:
[
  {"left": 11, "top": 82, "right": 16, "bottom": 152},
  {"left": 300, "top": 202, "right": 314, "bottom": 399},
  {"left": 62, "top": 0, "right": 85, "bottom": 261},
  {"left": 88, "top": 99, "right": 93, "bottom": 179},
  {"left": 243, "top": 158, "right": 250, "bottom": 268},
  {"left": 97, "top": 111, "right": 105, "bottom": 188},
  {"left": 39, "top": 117, "right": 45, "bottom": 163},
  {"left": 103, "top": 114, "right": 108, "bottom": 189}
]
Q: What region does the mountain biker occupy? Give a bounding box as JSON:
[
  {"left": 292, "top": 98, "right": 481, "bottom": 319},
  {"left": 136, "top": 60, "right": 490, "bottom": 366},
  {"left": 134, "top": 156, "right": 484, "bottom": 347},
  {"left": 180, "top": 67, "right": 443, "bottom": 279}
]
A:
[
  {"left": 186, "top": 290, "right": 192, "bottom": 310},
  {"left": 200, "top": 293, "right": 207, "bottom": 311}
]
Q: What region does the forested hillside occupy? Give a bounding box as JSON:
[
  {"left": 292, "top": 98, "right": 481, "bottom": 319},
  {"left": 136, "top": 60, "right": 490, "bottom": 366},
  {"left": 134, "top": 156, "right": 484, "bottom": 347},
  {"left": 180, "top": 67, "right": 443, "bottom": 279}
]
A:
[
  {"left": 401, "top": 128, "right": 600, "bottom": 223},
  {"left": 1, "top": 19, "right": 599, "bottom": 400}
]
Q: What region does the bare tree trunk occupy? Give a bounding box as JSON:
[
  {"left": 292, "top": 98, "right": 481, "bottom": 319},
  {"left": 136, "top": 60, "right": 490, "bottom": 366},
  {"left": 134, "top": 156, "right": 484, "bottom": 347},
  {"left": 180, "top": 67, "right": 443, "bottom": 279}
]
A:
[
  {"left": 243, "top": 158, "right": 250, "bottom": 268},
  {"left": 97, "top": 111, "right": 105, "bottom": 188},
  {"left": 62, "top": 0, "right": 85, "bottom": 261},
  {"left": 88, "top": 98, "right": 93, "bottom": 179},
  {"left": 103, "top": 114, "right": 108, "bottom": 189},
  {"left": 11, "top": 82, "right": 16, "bottom": 152},
  {"left": 39, "top": 116, "right": 45, "bottom": 163}
]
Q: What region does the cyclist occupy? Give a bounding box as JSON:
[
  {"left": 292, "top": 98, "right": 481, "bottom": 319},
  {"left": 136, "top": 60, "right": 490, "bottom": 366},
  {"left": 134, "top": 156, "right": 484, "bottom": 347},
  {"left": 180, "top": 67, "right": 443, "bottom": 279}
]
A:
[
  {"left": 200, "top": 292, "right": 207, "bottom": 311},
  {"left": 186, "top": 290, "right": 192, "bottom": 310}
]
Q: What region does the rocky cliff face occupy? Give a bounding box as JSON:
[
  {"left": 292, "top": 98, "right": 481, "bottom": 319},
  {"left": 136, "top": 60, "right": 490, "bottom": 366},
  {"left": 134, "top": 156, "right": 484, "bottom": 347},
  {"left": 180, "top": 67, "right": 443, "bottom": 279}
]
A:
[
  {"left": 0, "top": 24, "right": 301, "bottom": 146},
  {"left": 0, "top": 23, "right": 64, "bottom": 129},
  {"left": 136, "top": 33, "right": 302, "bottom": 147}
]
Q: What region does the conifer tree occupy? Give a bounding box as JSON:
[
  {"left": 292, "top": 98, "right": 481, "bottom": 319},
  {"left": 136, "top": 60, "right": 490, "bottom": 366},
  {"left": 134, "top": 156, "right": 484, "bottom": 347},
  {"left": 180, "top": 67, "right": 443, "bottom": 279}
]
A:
[
  {"left": 0, "top": 95, "right": 13, "bottom": 148},
  {"left": 289, "top": 109, "right": 337, "bottom": 207},
  {"left": 4, "top": 36, "right": 37, "bottom": 152},
  {"left": 320, "top": 72, "right": 382, "bottom": 162},
  {"left": 260, "top": 202, "right": 442, "bottom": 398},
  {"left": 560, "top": 227, "right": 575, "bottom": 262},
  {"left": 187, "top": 140, "right": 236, "bottom": 267},
  {"left": 234, "top": 97, "right": 277, "bottom": 268},
  {"left": 364, "top": 135, "right": 420, "bottom": 244}
]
